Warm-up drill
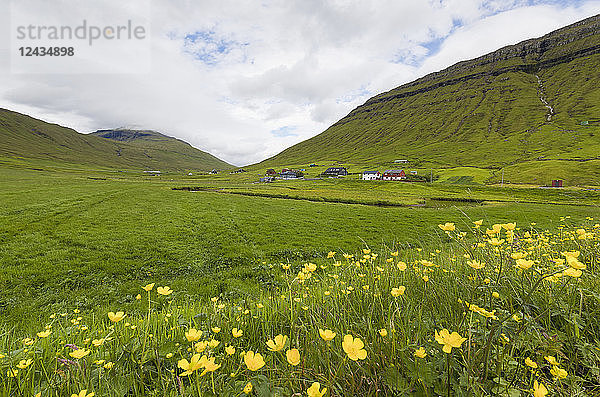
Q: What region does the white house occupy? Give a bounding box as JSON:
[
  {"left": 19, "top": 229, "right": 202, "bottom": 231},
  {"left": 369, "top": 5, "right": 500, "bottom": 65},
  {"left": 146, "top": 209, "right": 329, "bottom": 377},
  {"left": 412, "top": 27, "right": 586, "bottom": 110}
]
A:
[{"left": 362, "top": 171, "right": 380, "bottom": 180}]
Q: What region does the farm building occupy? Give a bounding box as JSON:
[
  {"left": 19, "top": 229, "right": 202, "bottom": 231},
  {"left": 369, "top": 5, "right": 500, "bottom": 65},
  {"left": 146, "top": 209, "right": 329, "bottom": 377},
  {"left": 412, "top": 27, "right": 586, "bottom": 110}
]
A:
[
  {"left": 322, "top": 167, "right": 348, "bottom": 176},
  {"left": 362, "top": 171, "right": 380, "bottom": 180},
  {"left": 281, "top": 170, "right": 301, "bottom": 179},
  {"left": 259, "top": 176, "right": 275, "bottom": 183},
  {"left": 382, "top": 169, "right": 406, "bottom": 181},
  {"left": 551, "top": 179, "right": 563, "bottom": 187},
  {"left": 266, "top": 169, "right": 277, "bottom": 175},
  {"left": 393, "top": 159, "right": 409, "bottom": 164}
]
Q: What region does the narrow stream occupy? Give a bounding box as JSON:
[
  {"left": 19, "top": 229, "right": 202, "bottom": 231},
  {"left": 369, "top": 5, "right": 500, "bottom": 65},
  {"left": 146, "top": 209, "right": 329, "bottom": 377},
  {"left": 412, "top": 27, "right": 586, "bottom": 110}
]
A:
[{"left": 535, "top": 74, "right": 554, "bottom": 121}]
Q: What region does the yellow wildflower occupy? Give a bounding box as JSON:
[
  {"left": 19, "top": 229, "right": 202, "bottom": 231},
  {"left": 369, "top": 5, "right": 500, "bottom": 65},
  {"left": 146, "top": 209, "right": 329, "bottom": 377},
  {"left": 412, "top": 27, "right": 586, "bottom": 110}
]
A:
[
  {"left": 525, "top": 357, "right": 538, "bottom": 369},
  {"left": 544, "top": 356, "right": 559, "bottom": 366},
  {"left": 195, "top": 341, "right": 208, "bottom": 353},
  {"left": 515, "top": 259, "right": 534, "bottom": 270},
  {"left": 307, "top": 382, "right": 327, "bottom": 397},
  {"left": 157, "top": 286, "right": 173, "bottom": 296},
  {"left": 232, "top": 328, "right": 243, "bottom": 338},
  {"left": 200, "top": 356, "right": 220, "bottom": 376},
  {"left": 533, "top": 380, "right": 548, "bottom": 397},
  {"left": 286, "top": 348, "right": 301, "bottom": 366},
  {"left": 438, "top": 222, "right": 455, "bottom": 232},
  {"left": 37, "top": 329, "right": 52, "bottom": 338},
  {"left": 69, "top": 349, "right": 90, "bottom": 359},
  {"left": 266, "top": 334, "right": 287, "bottom": 352},
  {"left": 342, "top": 334, "right": 367, "bottom": 361},
  {"left": 319, "top": 329, "right": 336, "bottom": 341},
  {"left": 142, "top": 283, "right": 155, "bottom": 292},
  {"left": 414, "top": 347, "right": 427, "bottom": 358},
  {"left": 244, "top": 350, "right": 265, "bottom": 371},
  {"left": 243, "top": 382, "right": 253, "bottom": 394},
  {"left": 107, "top": 311, "right": 125, "bottom": 323},
  {"left": 185, "top": 328, "right": 203, "bottom": 342},
  {"left": 467, "top": 260, "right": 484, "bottom": 270},
  {"left": 391, "top": 286, "right": 406, "bottom": 297},
  {"left": 550, "top": 366, "right": 567, "bottom": 379},
  {"left": 225, "top": 345, "right": 236, "bottom": 355},
  {"left": 178, "top": 353, "right": 206, "bottom": 376},
  {"left": 435, "top": 329, "right": 466, "bottom": 354},
  {"left": 16, "top": 359, "right": 32, "bottom": 369}
]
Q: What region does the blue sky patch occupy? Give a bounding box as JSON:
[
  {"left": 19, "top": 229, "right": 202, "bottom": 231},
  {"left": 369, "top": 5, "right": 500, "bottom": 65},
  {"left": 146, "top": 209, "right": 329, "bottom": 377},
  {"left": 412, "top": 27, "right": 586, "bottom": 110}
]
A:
[
  {"left": 270, "top": 126, "right": 298, "bottom": 138},
  {"left": 182, "top": 30, "right": 249, "bottom": 66}
]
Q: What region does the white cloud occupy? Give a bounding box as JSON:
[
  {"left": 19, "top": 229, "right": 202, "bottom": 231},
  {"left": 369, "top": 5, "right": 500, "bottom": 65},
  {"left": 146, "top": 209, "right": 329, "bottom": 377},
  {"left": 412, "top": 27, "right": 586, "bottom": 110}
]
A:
[{"left": 1, "top": 0, "right": 599, "bottom": 165}]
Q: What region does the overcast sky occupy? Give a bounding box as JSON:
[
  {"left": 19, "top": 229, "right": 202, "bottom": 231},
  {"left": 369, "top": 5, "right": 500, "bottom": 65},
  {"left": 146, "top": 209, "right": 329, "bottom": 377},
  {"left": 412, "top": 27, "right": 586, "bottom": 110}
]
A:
[{"left": 1, "top": 0, "right": 599, "bottom": 166}]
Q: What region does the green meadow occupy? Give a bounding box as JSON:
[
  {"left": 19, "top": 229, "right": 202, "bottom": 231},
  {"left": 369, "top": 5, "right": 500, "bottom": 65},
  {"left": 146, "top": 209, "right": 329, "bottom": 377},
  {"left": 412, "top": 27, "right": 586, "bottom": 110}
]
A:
[
  {"left": 1, "top": 165, "right": 600, "bottom": 395},
  {"left": 1, "top": 166, "right": 599, "bottom": 332}
]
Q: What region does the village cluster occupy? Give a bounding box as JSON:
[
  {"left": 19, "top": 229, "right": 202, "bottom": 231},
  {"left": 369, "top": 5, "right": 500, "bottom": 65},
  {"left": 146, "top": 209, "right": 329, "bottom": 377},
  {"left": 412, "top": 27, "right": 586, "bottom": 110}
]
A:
[{"left": 260, "top": 163, "right": 420, "bottom": 182}]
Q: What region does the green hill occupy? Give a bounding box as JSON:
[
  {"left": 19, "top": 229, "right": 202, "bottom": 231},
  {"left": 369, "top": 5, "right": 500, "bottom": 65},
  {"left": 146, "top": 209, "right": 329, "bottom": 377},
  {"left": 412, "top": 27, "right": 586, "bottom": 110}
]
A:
[
  {"left": 258, "top": 14, "right": 600, "bottom": 185},
  {"left": 0, "top": 109, "right": 231, "bottom": 171}
]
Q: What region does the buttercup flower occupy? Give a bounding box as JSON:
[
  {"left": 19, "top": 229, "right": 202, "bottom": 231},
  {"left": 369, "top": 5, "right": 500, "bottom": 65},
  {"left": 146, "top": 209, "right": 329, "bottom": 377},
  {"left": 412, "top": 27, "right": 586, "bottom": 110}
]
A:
[
  {"left": 244, "top": 350, "right": 265, "bottom": 371},
  {"left": 307, "top": 382, "right": 327, "bottom": 397},
  {"left": 232, "top": 328, "right": 243, "bottom": 338},
  {"left": 378, "top": 328, "right": 388, "bottom": 337},
  {"left": 37, "top": 329, "right": 52, "bottom": 338},
  {"left": 107, "top": 311, "right": 125, "bottom": 323},
  {"left": 525, "top": 357, "right": 538, "bottom": 369},
  {"left": 533, "top": 380, "right": 548, "bottom": 397},
  {"left": 243, "top": 382, "right": 253, "bottom": 394},
  {"left": 225, "top": 345, "right": 236, "bottom": 355},
  {"left": 391, "top": 286, "right": 406, "bottom": 297},
  {"left": 69, "top": 349, "right": 90, "bottom": 359},
  {"left": 200, "top": 356, "right": 221, "bottom": 376},
  {"left": 142, "top": 283, "right": 155, "bottom": 292},
  {"left": 342, "top": 334, "right": 367, "bottom": 361},
  {"left": 195, "top": 341, "right": 208, "bottom": 353},
  {"left": 286, "top": 348, "right": 300, "bottom": 366},
  {"left": 414, "top": 347, "right": 427, "bottom": 358},
  {"left": 544, "top": 356, "right": 559, "bottom": 366},
  {"left": 319, "top": 329, "right": 336, "bottom": 341},
  {"left": 266, "top": 334, "right": 288, "bottom": 352},
  {"left": 178, "top": 353, "right": 206, "bottom": 376},
  {"left": 435, "top": 329, "right": 466, "bottom": 354},
  {"left": 157, "top": 286, "right": 173, "bottom": 296},
  {"left": 467, "top": 260, "right": 484, "bottom": 270},
  {"left": 185, "top": 328, "right": 203, "bottom": 342},
  {"left": 16, "top": 359, "right": 32, "bottom": 369},
  {"left": 550, "top": 366, "right": 567, "bottom": 379},
  {"left": 438, "top": 223, "right": 455, "bottom": 232}
]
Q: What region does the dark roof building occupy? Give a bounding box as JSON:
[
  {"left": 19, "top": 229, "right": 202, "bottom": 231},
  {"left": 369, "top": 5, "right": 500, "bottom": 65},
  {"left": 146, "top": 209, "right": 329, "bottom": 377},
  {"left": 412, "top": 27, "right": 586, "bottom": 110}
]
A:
[{"left": 323, "top": 167, "right": 348, "bottom": 176}]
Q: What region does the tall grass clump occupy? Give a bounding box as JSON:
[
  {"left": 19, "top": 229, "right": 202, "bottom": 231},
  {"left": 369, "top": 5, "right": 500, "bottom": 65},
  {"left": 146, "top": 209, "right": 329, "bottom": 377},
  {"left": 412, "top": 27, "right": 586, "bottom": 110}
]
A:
[{"left": 1, "top": 217, "right": 599, "bottom": 396}]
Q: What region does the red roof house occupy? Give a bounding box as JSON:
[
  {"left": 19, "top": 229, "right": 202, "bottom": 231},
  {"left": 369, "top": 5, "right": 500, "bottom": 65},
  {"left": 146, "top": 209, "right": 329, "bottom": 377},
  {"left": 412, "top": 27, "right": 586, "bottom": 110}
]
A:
[{"left": 382, "top": 169, "right": 406, "bottom": 181}]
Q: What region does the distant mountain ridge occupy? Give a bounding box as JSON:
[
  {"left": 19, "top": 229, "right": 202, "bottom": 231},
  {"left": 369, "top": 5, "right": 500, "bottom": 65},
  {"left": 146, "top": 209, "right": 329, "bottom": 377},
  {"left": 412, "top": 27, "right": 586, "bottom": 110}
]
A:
[
  {"left": 259, "top": 14, "right": 600, "bottom": 181},
  {"left": 0, "top": 109, "right": 231, "bottom": 171}
]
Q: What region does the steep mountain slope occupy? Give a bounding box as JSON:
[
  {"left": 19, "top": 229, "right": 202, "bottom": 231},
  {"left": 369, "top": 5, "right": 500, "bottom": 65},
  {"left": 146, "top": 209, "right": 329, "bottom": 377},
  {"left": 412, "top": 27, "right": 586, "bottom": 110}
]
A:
[
  {"left": 0, "top": 109, "right": 231, "bottom": 171},
  {"left": 259, "top": 14, "right": 600, "bottom": 170}
]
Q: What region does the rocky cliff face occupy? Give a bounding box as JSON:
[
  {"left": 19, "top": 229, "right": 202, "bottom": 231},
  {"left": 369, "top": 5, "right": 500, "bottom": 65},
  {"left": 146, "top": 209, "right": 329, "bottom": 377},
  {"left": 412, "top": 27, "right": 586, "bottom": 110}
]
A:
[{"left": 358, "top": 14, "right": 600, "bottom": 110}]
